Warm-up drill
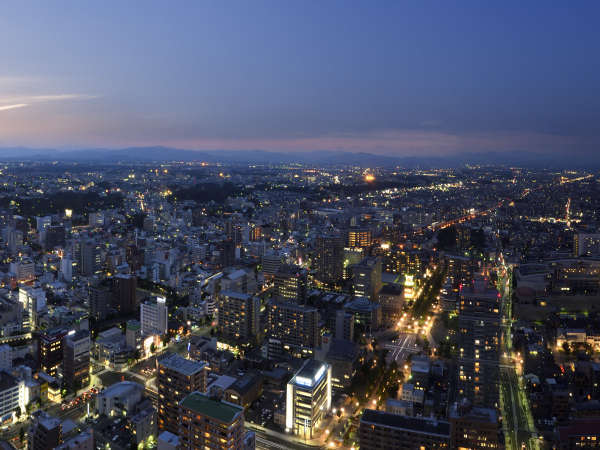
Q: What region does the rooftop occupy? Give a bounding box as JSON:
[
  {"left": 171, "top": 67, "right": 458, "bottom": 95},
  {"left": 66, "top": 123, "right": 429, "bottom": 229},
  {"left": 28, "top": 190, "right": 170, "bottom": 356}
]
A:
[
  {"left": 290, "top": 359, "right": 328, "bottom": 389},
  {"left": 158, "top": 352, "right": 206, "bottom": 376},
  {"left": 180, "top": 391, "right": 243, "bottom": 424},
  {"left": 361, "top": 409, "right": 450, "bottom": 438}
]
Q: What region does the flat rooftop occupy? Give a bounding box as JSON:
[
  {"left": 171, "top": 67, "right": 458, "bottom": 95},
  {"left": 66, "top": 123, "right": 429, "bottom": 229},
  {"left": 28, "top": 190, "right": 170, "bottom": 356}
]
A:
[
  {"left": 158, "top": 352, "right": 206, "bottom": 376},
  {"left": 290, "top": 359, "right": 328, "bottom": 389},
  {"left": 180, "top": 392, "right": 243, "bottom": 424},
  {"left": 361, "top": 409, "right": 450, "bottom": 438}
]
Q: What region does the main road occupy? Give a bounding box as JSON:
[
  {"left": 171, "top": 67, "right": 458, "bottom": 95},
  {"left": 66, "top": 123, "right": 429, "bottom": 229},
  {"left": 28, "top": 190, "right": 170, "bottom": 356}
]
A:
[{"left": 497, "top": 260, "right": 539, "bottom": 450}]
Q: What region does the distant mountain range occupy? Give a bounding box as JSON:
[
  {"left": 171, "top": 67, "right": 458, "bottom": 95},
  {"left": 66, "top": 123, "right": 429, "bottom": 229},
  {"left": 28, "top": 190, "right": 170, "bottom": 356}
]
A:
[{"left": 0, "top": 146, "right": 596, "bottom": 168}]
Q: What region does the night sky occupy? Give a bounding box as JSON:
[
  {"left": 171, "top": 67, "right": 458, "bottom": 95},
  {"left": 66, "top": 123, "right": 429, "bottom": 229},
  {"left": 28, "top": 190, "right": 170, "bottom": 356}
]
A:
[{"left": 1, "top": 1, "right": 598, "bottom": 157}]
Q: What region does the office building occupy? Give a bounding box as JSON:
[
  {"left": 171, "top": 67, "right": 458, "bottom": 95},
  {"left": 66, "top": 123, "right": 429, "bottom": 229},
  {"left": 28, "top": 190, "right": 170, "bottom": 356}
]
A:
[
  {"left": 141, "top": 296, "right": 168, "bottom": 336},
  {"left": 314, "top": 233, "right": 344, "bottom": 284},
  {"left": 352, "top": 257, "right": 382, "bottom": 301},
  {"left": 347, "top": 227, "right": 372, "bottom": 248},
  {"left": 285, "top": 360, "right": 331, "bottom": 438},
  {"left": 343, "top": 247, "right": 364, "bottom": 280},
  {"left": 261, "top": 252, "right": 282, "bottom": 278},
  {"left": 79, "top": 239, "right": 101, "bottom": 276},
  {"left": 19, "top": 285, "right": 46, "bottom": 329},
  {"left": 0, "top": 345, "right": 11, "bottom": 370},
  {"left": 0, "top": 370, "right": 25, "bottom": 421},
  {"left": 10, "top": 258, "right": 35, "bottom": 283},
  {"left": 335, "top": 309, "right": 354, "bottom": 342},
  {"left": 63, "top": 330, "right": 91, "bottom": 390},
  {"left": 178, "top": 391, "right": 246, "bottom": 450},
  {"left": 217, "top": 291, "right": 260, "bottom": 344},
  {"left": 457, "top": 277, "right": 501, "bottom": 408},
  {"left": 60, "top": 256, "right": 73, "bottom": 282},
  {"left": 274, "top": 265, "right": 308, "bottom": 304},
  {"left": 359, "top": 409, "right": 450, "bottom": 449},
  {"left": 89, "top": 282, "right": 110, "bottom": 321},
  {"left": 28, "top": 410, "right": 62, "bottom": 450},
  {"left": 39, "top": 329, "right": 68, "bottom": 377},
  {"left": 96, "top": 381, "right": 144, "bottom": 416},
  {"left": 157, "top": 353, "right": 207, "bottom": 434},
  {"left": 574, "top": 232, "right": 600, "bottom": 257}
]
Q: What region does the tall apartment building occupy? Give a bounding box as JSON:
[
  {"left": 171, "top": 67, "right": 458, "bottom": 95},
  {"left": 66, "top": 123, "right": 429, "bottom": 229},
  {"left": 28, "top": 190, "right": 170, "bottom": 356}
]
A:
[
  {"left": 314, "top": 233, "right": 344, "bottom": 284},
  {"left": 217, "top": 291, "right": 260, "bottom": 344},
  {"left": 267, "top": 300, "right": 319, "bottom": 358},
  {"left": 178, "top": 391, "right": 246, "bottom": 450},
  {"left": 352, "top": 256, "right": 382, "bottom": 301},
  {"left": 89, "top": 282, "right": 110, "bottom": 321},
  {"left": 157, "top": 353, "right": 207, "bottom": 434},
  {"left": 63, "top": 330, "right": 91, "bottom": 390},
  {"left": 335, "top": 309, "right": 354, "bottom": 342},
  {"left": 140, "top": 296, "right": 168, "bottom": 336},
  {"left": 449, "top": 400, "right": 502, "bottom": 449},
  {"left": 285, "top": 360, "right": 331, "bottom": 439},
  {"left": 359, "top": 409, "right": 450, "bottom": 449},
  {"left": 274, "top": 265, "right": 308, "bottom": 304},
  {"left": 78, "top": 239, "right": 101, "bottom": 276},
  {"left": 112, "top": 274, "right": 138, "bottom": 314},
  {"left": 457, "top": 277, "right": 501, "bottom": 409}
]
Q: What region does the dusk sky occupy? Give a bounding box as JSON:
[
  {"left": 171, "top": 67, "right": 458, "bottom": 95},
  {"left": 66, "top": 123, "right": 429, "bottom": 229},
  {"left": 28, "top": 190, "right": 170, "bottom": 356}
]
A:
[{"left": 1, "top": 1, "right": 599, "bottom": 157}]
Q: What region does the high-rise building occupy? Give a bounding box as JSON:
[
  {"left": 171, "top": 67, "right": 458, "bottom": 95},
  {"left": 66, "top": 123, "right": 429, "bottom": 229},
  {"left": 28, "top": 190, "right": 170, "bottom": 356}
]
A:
[
  {"left": 39, "top": 329, "right": 68, "bottom": 377},
  {"left": 352, "top": 257, "right": 382, "bottom": 301},
  {"left": 0, "top": 345, "right": 12, "bottom": 370},
  {"left": 0, "top": 371, "right": 25, "bottom": 421},
  {"left": 179, "top": 391, "right": 246, "bottom": 450},
  {"left": 63, "top": 330, "right": 91, "bottom": 390},
  {"left": 261, "top": 252, "right": 282, "bottom": 278},
  {"left": 89, "top": 282, "right": 110, "bottom": 320},
  {"left": 112, "top": 274, "right": 138, "bottom": 314},
  {"left": 359, "top": 409, "right": 450, "bottom": 449},
  {"left": 157, "top": 353, "right": 207, "bottom": 434},
  {"left": 217, "top": 291, "right": 260, "bottom": 344},
  {"left": 19, "top": 285, "right": 46, "bottom": 329},
  {"left": 10, "top": 257, "right": 35, "bottom": 283},
  {"left": 335, "top": 309, "right": 354, "bottom": 342},
  {"left": 343, "top": 247, "right": 364, "bottom": 280},
  {"left": 59, "top": 256, "right": 73, "bottom": 282},
  {"left": 79, "top": 239, "right": 102, "bottom": 276},
  {"left": 141, "top": 296, "right": 168, "bottom": 336},
  {"left": 274, "top": 265, "right": 308, "bottom": 304},
  {"left": 285, "top": 360, "right": 331, "bottom": 438},
  {"left": 267, "top": 300, "right": 319, "bottom": 358},
  {"left": 457, "top": 277, "right": 501, "bottom": 409},
  {"left": 347, "top": 227, "right": 372, "bottom": 248},
  {"left": 28, "top": 410, "right": 62, "bottom": 450},
  {"left": 314, "top": 233, "right": 344, "bottom": 284},
  {"left": 574, "top": 232, "right": 600, "bottom": 257},
  {"left": 218, "top": 239, "right": 236, "bottom": 268},
  {"left": 449, "top": 400, "right": 501, "bottom": 449}
]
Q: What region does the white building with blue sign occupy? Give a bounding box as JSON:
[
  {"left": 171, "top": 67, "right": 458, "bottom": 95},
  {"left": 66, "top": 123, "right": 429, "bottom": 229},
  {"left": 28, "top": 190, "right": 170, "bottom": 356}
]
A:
[{"left": 285, "top": 359, "right": 331, "bottom": 438}]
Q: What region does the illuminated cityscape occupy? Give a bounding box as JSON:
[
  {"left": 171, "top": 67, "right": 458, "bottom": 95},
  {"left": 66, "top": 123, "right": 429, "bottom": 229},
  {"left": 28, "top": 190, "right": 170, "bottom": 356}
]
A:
[{"left": 0, "top": 2, "right": 599, "bottom": 449}]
